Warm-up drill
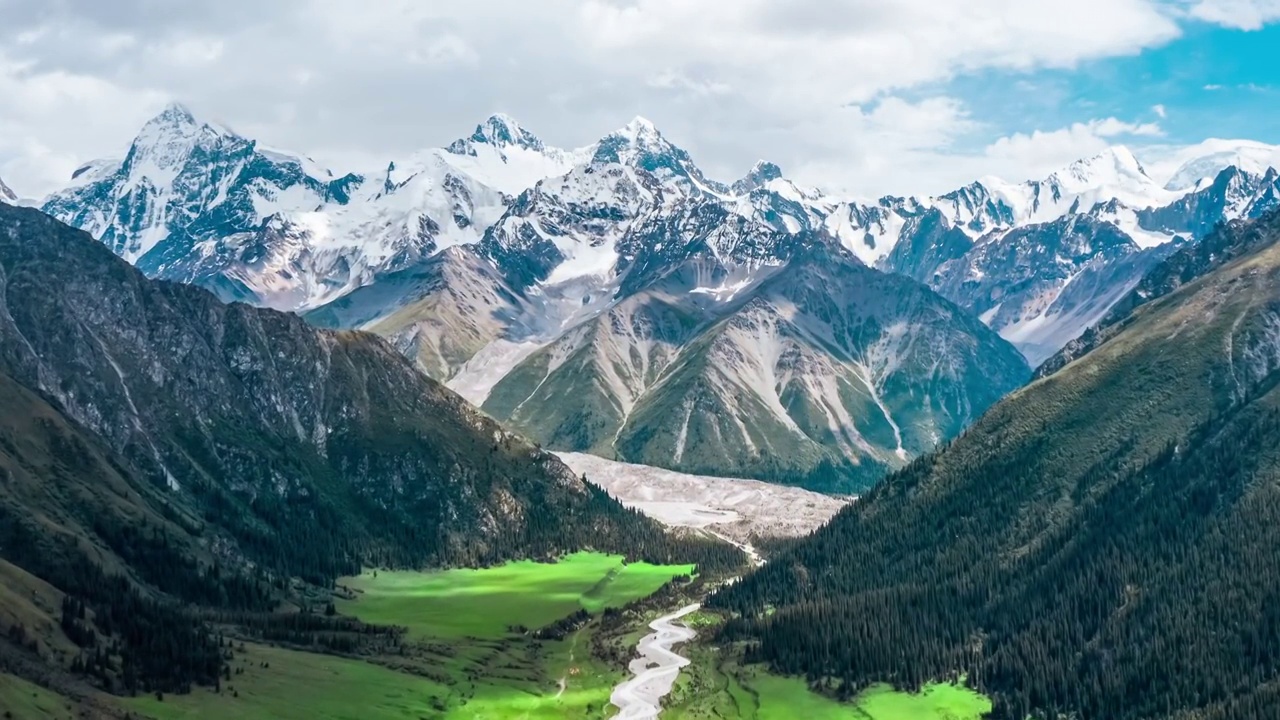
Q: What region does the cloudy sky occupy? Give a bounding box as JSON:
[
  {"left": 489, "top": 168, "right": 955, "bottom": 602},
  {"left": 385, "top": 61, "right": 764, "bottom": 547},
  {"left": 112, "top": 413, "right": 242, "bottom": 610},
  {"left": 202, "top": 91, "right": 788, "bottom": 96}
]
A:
[{"left": 2, "top": 0, "right": 1279, "bottom": 198}]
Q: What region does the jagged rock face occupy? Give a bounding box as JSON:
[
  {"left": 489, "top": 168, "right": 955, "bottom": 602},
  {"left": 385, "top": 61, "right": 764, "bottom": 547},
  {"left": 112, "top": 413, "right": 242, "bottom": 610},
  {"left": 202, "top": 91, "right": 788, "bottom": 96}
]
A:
[
  {"left": 825, "top": 150, "right": 1279, "bottom": 364},
  {"left": 0, "top": 203, "right": 642, "bottom": 571},
  {"left": 926, "top": 215, "right": 1175, "bottom": 364},
  {"left": 591, "top": 117, "right": 727, "bottom": 194},
  {"left": 0, "top": 176, "right": 16, "bottom": 204},
  {"left": 1039, "top": 210, "right": 1280, "bottom": 377},
  {"left": 1140, "top": 166, "right": 1280, "bottom": 238},
  {"left": 731, "top": 161, "right": 783, "bottom": 195},
  {"left": 42, "top": 105, "right": 361, "bottom": 306},
  {"left": 447, "top": 113, "right": 547, "bottom": 155}
]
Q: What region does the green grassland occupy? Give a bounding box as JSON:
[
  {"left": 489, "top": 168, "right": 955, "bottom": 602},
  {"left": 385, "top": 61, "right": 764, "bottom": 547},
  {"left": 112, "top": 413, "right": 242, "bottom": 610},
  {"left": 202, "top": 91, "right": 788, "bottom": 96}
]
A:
[
  {"left": 130, "top": 644, "right": 450, "bottom": 720},
  {"left": 0, "top": 674, "right": 75, "bottom": 719},
  {"left": 9, "top": 550, "right": 989, "bottom": 720},
  {"left": 124, "top": 551, "right": 691, "bottom": 720},
  {"left": 335, "top": 552, "right": 694, "bottom": 638}
]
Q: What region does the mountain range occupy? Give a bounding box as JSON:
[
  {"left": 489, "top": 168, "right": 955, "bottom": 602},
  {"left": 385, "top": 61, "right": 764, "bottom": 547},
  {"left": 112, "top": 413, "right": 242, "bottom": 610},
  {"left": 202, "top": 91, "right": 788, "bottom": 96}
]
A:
[{"left": 36, "top": 104, "right": 1280, "bottom": 488}]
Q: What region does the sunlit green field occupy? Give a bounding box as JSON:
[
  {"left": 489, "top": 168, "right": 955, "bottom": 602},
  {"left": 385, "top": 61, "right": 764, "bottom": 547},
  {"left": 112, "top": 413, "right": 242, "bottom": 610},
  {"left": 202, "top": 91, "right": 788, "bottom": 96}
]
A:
[
  {"left": 127, "top": 551, "right": 692, "bottom": 720},
  {"left": 748, "top": 673, "right": 991, "bottom": 719},
  {"left": 335, "top": 551, "right": 693, "bottom": 638}
]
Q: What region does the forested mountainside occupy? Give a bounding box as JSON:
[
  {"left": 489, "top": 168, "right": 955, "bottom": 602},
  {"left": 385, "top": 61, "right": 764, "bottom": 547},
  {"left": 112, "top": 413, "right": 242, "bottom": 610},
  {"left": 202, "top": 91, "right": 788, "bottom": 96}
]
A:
[
  {"left": 0, "top": 203, "right": 740, "bottom": 698},
  {"left": 711, "top": 208, "right": 1280, "bottom": 720}
]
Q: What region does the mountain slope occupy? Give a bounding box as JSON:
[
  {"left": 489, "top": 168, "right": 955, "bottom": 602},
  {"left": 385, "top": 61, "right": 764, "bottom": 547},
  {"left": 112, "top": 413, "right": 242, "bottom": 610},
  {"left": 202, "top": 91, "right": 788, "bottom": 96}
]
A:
[
  {"left": 925, "top": 214, "right": 1175, "bottom": 363},
  {"left": 712, "top": 210, "right": 1280, "bottom": 720},
  {"left": 0, "top": 202, "right": 739, "bottom": 696},
  {"left": 476, "top": 226, "right": 1028, "bottom": 492}
]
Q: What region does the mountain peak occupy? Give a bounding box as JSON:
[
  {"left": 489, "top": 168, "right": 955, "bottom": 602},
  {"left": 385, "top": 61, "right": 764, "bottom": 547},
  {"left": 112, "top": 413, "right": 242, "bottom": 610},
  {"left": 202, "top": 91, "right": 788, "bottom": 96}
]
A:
[
  {"left": 731, "top": 160, "right": 784, "bottom": 194},
  {"left": 1161, "top": 139, "right": 1280, "bottom": 191},
  {"left": 1033, "top": 145, "right": 1167, "bottom": 209},
  {"left": 0, "top": 175, "right": 15, "bottom": 203},
  {"left": 622, "top": 116, "right": 659, "bottom": 138},
  {"left": 157, "top": 101, "right": 196, "bottom": 123},
  {"left": 133, "top": 101, "right": 233, "bottom": 149},
  {"left": 116, "top": 102, "right": 241, "bottom": 199},
  {"left": 593, "top": 116, "right": 681, "bottom": 167},
  {"left": 1065, "top": 146, "right": 1149, "bottom": 182},
  {"left": 138, "top": 102, "right": 213, "bottom": 137},
  {"left": 448, "top": 113, "right": 545, "bottom": 155}
]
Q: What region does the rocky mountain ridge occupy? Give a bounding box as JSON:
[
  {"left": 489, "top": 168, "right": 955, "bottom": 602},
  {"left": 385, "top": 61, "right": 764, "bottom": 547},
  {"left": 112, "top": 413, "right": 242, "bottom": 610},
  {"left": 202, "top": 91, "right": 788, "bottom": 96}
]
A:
[{"left": 34, "top": 106, "right": 1280, "bottom": 486}]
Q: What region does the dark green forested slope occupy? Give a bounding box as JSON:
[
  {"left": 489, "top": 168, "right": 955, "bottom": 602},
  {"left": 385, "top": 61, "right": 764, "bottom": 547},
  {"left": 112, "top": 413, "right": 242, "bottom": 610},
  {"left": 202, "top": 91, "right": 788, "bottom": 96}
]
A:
[
  {"left": 0, "top": 203, "right": 740, "bottom": 698},
  {"left": 711, "top": 212, "right": 1280, "bottom": 720}
]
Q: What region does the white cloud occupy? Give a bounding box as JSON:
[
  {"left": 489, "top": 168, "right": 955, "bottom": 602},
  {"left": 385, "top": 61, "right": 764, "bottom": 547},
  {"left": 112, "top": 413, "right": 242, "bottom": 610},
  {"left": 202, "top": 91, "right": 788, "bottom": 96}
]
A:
[
  {"left": 647, "top": 70, "right": 731, "bottom": 98},
  {"left": 1153, "top": 103, "right": 1167, "bottom": 118},
  {"left": 1092, "top": 117, "right": 1164, "bottom": 137},
  {"left": 0, "top": 0, "right": 1245, "bottom": 199},
  {"left": 983, "top": 118, "right": 1163, "bottom": 172},
  {"left": 1185, "top": 0, "right": 1280, "bottom": 30},
  {"left": 576, "top": 0, "right": 1179, "bottom": 117},
  {"left": 0, "top": 52, "right": 167, "bottom": 195}
]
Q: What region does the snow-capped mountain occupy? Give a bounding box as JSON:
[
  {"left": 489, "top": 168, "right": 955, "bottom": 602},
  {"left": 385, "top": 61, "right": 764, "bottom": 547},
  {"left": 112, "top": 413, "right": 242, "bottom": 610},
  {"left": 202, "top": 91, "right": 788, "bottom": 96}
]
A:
[
  {"left": 35, "top": 106, "right": 1280, "bottom": 488},
  {"left": 0, "top": 176, "right": 16, "bottom": 204},
  {"left": 807, "top": 146, "right": 1280, "bottom": 363},
  {"left": 40, "top": 104, "right": 580, "bottom": 309},
  {"left": 1159, "top": 139, "right": 1280, "bottom": 192},
  {"left": 318, "top": 122, "right": 1032, "bottom": 490}
]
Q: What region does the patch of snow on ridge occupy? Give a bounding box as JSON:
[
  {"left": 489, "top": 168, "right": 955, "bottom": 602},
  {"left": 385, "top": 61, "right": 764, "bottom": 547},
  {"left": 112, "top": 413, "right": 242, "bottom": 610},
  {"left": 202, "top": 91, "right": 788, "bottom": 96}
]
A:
[{"left": 557, "top": 452, "right": 848, "bottom": 542}]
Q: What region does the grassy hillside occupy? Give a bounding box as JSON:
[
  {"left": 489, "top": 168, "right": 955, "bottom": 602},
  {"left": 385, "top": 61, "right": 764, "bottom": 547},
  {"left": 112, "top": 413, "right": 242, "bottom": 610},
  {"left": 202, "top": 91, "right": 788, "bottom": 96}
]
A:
[{"left": 712, "top": 211, "right": 1280, "bottom": 720}]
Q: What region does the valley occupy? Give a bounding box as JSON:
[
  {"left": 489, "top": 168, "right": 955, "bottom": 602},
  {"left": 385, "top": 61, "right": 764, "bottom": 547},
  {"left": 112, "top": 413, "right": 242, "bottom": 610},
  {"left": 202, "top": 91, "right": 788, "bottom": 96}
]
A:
[
  {"left": 2, "top": 543, "right": 993, "bottom": 720},
  {"left": 6, "top": 15, "right": 1280, "bottom": 717},
  {"left": 121, "top": 551, "right": 698, "bottom": 720}
]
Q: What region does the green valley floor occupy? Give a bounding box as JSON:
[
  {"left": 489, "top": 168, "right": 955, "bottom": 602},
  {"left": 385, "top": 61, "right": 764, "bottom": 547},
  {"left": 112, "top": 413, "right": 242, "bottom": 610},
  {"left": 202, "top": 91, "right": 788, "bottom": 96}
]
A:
[
  {"left": 662, "top": 620, "right": 991, "bottom": 720},
  {"left": 2, "top": 550, "right": 991, "bottom": 720}
]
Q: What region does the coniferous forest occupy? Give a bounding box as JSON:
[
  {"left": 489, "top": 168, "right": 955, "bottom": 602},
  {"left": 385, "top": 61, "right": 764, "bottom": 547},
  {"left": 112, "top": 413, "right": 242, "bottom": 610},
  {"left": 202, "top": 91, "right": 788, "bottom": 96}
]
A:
[{"left": 712, "top": 214, "right": 1280, "bottom": 720}]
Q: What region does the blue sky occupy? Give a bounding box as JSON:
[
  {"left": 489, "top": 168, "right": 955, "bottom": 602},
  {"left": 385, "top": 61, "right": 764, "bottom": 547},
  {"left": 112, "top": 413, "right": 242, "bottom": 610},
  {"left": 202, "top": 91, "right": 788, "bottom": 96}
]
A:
[
  {"left": 944, "top": 20, "right": 1280, "bottom": 153},
  {"left": 1, "top": 0, "right": 1279, "bottom": 198}
]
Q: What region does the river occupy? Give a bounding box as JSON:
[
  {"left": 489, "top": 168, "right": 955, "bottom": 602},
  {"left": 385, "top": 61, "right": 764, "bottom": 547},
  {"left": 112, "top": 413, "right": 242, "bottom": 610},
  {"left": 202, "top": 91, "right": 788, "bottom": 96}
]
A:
[{"left": 607, "top": 536, "right": 763, "bottom": 718}]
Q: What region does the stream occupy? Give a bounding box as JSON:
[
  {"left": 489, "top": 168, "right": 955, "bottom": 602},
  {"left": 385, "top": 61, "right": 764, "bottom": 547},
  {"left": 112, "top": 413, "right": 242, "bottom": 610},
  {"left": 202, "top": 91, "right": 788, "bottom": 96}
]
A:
[{"left": 607, "top": 536, "right": 763, "bottom": 719}]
